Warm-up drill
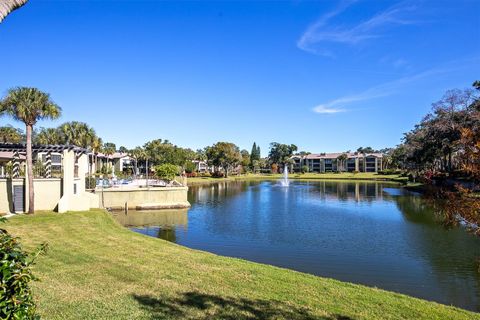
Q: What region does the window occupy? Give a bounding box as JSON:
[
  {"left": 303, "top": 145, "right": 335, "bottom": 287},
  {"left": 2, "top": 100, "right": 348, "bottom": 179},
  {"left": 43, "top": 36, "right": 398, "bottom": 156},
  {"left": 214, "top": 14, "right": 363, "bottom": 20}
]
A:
[{"left": 52, "top": 154, "right": 62, "bottom": 163}]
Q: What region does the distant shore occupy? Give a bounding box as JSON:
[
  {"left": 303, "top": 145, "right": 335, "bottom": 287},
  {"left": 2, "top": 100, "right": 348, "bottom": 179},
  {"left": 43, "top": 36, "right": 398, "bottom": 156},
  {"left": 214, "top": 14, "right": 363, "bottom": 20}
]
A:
[{"left": 186, "top": 172, "right": 407, "bottom": 186}]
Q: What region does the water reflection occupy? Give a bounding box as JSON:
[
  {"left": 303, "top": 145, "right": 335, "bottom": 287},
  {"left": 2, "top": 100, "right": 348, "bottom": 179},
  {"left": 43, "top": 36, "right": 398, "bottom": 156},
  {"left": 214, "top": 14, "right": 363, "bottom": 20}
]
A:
[
  {"left": 118, "top": 180, "right": 480, "bottom": 311},
  {"left": 113, "top": 209, "right": 188, "bottom": 241},
  {"left": 113, "top": 209, "right": 188, "bottom": 227}
]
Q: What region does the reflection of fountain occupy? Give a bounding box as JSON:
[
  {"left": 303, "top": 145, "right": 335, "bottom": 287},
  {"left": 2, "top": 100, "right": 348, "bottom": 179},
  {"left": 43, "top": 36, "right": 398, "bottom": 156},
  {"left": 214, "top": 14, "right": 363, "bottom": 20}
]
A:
[{"left": 280, "top": 164, "right": 290, "bottom": 187}]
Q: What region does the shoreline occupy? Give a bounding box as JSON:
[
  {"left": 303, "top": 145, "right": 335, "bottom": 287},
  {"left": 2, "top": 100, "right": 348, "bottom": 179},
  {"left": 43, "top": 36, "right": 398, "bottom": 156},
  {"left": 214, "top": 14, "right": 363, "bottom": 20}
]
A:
[
  {"left": 5, "top": 210, "right": 478, "bottom": 319},
  {"left": 186, "top": 173, "right": 406, "bottom": 186}
]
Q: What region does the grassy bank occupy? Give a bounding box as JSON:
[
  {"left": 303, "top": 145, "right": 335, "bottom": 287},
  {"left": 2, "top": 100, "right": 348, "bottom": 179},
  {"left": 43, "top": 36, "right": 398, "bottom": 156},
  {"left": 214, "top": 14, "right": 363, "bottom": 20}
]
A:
[
  {"left": 187, "top": 172, "right": 406, "bottom": 185},
  {"left": 5, "top": 210, "right": 477, "bottom": 319}
]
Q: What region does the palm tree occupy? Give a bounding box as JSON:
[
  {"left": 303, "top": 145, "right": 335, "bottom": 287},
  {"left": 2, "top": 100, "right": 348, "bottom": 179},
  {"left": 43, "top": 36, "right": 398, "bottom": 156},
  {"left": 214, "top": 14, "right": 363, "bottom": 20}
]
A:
[
  {"left": 0, "top": 87, "right": 61, "bottom": 213},
  {"left": 103, "top": 142, "right": 116, "bottom": 173},
  {"left": 0, "top": 0, "right": 28, "bottom": 23},
  {"left": 35, "top": 127, "right": 63, "bottom": 145},
  {"left": 0, "top": 125, "right": 23, "bottom": 143},
  {"left": 337, "top": 153, "right": 348, "bottom": 172},
  {"left": 59, "top": 121, "right": 94, "bottom": 147},
  {"left": 129, "top": 146, "right": 145, "bottom": 178},
  {"left": 90, "top": 136, "right": 103, "bottom": 174}
]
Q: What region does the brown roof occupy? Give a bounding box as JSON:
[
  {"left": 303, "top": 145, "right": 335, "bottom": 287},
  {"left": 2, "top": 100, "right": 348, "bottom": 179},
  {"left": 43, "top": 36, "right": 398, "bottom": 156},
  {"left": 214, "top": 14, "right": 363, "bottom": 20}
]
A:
[
  {"left": 93, "top": 152, "right": 130, "bottom": 159},
  {"left": 0, "top": 151, "right": 26, "bottom": 160}
]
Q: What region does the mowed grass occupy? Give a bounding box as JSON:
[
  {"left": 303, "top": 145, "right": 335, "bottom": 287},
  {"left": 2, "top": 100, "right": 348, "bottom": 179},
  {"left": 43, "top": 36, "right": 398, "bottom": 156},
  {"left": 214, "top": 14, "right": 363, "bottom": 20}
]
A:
[
  {"left": 6, "top": 210, "right": 477, "bottom": 320},
  {"left": 187, "top": 172, "right": 405, "bottom": 185}
]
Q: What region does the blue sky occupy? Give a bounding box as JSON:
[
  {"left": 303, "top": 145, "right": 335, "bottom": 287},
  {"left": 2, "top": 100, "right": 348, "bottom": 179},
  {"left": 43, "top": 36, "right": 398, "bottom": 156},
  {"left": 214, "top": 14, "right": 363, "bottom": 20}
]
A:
[{"left": 0, "top": 0, "right": 479, "bottom": 155}]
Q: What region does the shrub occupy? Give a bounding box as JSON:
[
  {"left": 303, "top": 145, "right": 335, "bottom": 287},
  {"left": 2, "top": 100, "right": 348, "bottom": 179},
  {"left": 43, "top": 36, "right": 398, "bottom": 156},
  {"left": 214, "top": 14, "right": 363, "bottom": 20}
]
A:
[
  {"left": 155, "top": 164, "right": 179, "bottom": 181},
  {"left": 33, "top": 161, "right": 46, "bottom": 178},
  {"left": 241, "top": 166, "right": 251, "bottom": 174},
  {"left": 100, "top": 166, "right": 112, "bottom": 175},
  {"left": 211, "top": 171, "right": 224, "bottom": 178},
  {"left": 271, "top": 163, "right": 278, "bottom": 174},
  {"left": 0, "top": 218, "right": 46, "bottom": 320},
  {"left": 301, "top": 165, "right": 309, "bottom": 173},
  {"left": 353, "top": 170, "right": 360, "bottom": 175},
  {"left": 378, "top": 169, "right": 396, "bottom": 175},
  {"left": 85, "top": 176, "right": 96, "bottom": 189},
  {"left": 184, "top": 161, "right": 197, "bottom": 174},
  {"left": 5, "top": 161, "right": 13, "bottom": 178},
  {"left": 114, "top": 171, "right": 125, "bottom": 179}
]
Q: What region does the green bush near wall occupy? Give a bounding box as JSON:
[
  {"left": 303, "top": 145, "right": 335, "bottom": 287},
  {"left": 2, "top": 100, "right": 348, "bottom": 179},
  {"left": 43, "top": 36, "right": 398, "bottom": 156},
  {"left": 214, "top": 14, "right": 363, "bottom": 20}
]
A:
[{"left": 0, "top": 217, "right": 47, "bottom": 319}]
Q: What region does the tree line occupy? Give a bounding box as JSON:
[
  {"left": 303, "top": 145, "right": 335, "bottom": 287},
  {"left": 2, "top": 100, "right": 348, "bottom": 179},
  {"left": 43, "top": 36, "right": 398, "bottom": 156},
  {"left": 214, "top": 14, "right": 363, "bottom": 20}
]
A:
[{"left": 388, "top": 81, "right": 480, "bottom": 180}]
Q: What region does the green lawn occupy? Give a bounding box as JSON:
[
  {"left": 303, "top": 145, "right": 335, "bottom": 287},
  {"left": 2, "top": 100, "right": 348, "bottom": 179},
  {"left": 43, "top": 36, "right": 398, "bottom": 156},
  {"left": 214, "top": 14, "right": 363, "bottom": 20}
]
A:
[
  {"left": 187, "top": 172, "right": 406, "bottom": 185},
  {"left": 5, "top": 210, "right": 478, "bottom": 319}
]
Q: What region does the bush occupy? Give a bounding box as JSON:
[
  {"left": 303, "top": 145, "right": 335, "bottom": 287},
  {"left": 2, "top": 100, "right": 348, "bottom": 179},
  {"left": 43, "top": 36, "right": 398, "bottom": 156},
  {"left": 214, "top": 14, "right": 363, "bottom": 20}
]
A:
[
  {"left": 353, "top": 170, "right": 360, "bottom": 174},
  {"left": 271, "top": 163, "right": 278, "bottom": 174},
  {"left": 199, "top": 172, "right": 211, "bottom": 177},
  {"left": 378, "top": 169, "right": 403, "bottom": 175},
  {"left": 5, "top": 161, "right": 13, "bottom": 178},
  {"left": 301, "top": 165, "right": 309, "bottom": 173},
  {"left": 184, "top": 161, "right": 197, "bottom": 174},
  {"left": 33, "top": 161, "right": 45, "bottom": 178},
  {"left": 0, "top": 218, "right": 46, "bottom": 319},
  {"left": 114, "top": 171, "right": 125, "bottom": 179},
  {"left": 85, "top": 176, "right": 96, "bottom": 189},
  {"left": 211, "top": 171, "right": 224, "bottom": 178},
  {"left": 155, "top": 164, "right": 179, "bottom": 181}
]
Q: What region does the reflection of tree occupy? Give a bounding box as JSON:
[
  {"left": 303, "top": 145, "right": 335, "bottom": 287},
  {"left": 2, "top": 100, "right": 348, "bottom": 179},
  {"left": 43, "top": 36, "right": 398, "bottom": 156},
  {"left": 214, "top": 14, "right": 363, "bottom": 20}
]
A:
[
  {"left": 391, "top": 194, "right": 480, "bottom": 311},
  {"left": 157, "top": 227, "right": 176, "bottom": 242},
  {"left": 188, "top": 181, "right": 252, "bottom": 204},
  {"left": 391, "top": 195, "right": 439, "bottom": 224}
]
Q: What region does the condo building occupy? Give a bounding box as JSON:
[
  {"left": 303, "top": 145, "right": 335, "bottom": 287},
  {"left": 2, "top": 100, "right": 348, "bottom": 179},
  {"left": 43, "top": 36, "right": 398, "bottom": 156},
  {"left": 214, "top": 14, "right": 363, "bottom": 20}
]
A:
[{"left": 292, "top": 152, "right": 384, "bottom": 173}]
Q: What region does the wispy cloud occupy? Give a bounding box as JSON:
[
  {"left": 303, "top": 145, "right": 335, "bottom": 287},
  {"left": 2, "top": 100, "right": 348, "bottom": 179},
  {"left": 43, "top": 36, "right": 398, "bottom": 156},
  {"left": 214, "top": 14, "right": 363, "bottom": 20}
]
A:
[
  {"left": 312, "top": 64, "right": 461, "bottom": 114},
  {"left": 298, "top": 1, "right": 417, "bottom": 56},
  {"left": 313, "top": 88, "right": 387, "bottom": 114},
  {"left": 313, "top": 105, "right": 346, "bottom": 114}
]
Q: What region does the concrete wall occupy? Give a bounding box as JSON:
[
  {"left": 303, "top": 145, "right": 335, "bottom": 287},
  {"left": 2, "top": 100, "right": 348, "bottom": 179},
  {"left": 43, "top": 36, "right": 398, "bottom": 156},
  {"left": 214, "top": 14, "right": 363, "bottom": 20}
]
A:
[
  {"left": 32, "top": 179, "right": 62, "bottom": 211},
  {"left": 1, "top": 177, "right": 100, "bottom": 214},
  {"left": 98, "top": 187, "right": 190, "bottom": 210},
  {"left": 0, "top": 179, "right": 11, "bottom": 214},
  {"left": 57, "top": 151, "right": 99, "bottom": 213},
  {"left": 0, "top": 179, "right": 29, "bottom": 214}
]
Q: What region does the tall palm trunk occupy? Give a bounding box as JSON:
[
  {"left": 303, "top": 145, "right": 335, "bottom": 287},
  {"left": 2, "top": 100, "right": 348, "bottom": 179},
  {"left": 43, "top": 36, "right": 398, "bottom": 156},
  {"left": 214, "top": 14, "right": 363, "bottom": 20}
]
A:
[{"left": 26, "top": 124, "right": 34, "bottom": 213}]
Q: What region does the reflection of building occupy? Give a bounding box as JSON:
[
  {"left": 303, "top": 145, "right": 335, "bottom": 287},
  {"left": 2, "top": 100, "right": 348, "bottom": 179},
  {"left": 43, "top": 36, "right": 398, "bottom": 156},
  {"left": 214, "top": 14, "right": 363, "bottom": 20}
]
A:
[
  {"left": 292, "top": 152, "right": 384, "bottom": 173},
  {"left": 313, "top": 180, "right": 385, "bottom": 202}
]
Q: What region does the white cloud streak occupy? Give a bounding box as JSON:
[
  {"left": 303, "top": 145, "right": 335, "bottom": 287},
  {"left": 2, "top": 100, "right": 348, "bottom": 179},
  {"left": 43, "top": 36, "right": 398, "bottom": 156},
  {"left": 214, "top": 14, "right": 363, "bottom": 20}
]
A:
[
  {"left": 298, "top": 1, "right": 417, "bottom": 56},
  {"left": 312, "top": 65, "right": 458, "bottom": 114}
]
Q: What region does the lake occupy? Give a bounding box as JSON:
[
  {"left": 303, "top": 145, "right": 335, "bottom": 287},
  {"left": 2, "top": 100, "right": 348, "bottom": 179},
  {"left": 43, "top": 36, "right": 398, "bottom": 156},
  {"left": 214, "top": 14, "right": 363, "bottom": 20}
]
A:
[{"left": 112, "top": 180, "right": 480, "bottom": 311}]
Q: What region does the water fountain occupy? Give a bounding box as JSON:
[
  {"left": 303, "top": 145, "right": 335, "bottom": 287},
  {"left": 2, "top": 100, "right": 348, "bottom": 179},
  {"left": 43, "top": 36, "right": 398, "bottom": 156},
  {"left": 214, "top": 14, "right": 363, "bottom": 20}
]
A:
[{"left": 280, "top": 164, "right": 290, "bottom": 187}]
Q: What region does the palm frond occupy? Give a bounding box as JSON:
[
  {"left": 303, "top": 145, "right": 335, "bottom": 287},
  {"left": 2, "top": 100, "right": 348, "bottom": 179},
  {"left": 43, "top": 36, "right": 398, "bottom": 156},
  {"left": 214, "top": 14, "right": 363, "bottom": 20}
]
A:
[{"left": 0, "top": 0, "right": 28, "bottom": 23}]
